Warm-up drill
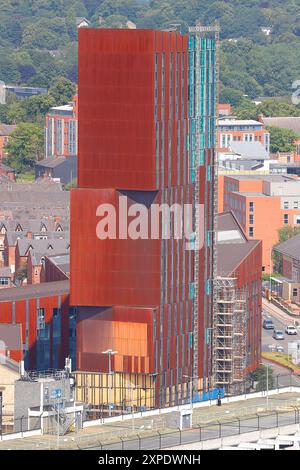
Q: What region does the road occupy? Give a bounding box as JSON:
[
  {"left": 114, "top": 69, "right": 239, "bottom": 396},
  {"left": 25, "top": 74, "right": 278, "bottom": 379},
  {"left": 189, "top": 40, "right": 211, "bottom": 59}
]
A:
[{"left": 262, "top": 299, "right": 300, "bottom": 354}]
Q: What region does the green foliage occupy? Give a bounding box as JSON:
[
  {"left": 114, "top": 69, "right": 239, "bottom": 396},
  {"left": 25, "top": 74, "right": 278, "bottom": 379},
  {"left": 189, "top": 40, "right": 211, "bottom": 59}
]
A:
[
  {"left": 48, "top": 77, "right": 76, "bottom": 106},
  {"left": 258, "top": 99, "right": 300, "bottom": 117},
  {"left": 4, "top": 123, "right": 44, "bottom": 173},
  {"left": 267, "top": 126, "right": 299, "bottom": 153},
  {"left": 250, "top": 365, "right": 274, "bottom": 392},
  {"left": 234, "top": 99, "right": 259, "bottom": 120},
  {"left": 278, "top": 226, "right": 300, "bottom": 243},
  {"left": 15, "top": 264, "right": 27, "bottom": 283},
  {"left": 1, "top": 0, "right": 300, "bottom": 97},
  {"left": 63, "top": 178, "right": 78, "bottom": 191}
]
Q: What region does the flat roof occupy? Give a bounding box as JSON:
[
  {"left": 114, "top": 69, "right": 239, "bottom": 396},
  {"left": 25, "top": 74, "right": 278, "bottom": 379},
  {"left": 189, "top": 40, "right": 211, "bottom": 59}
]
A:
[
  {"left": 218, "top": 119, "right": 262, "bottom": 126},
  {"left": 231, "top": 191, "right": 267, "bottom": 197}
]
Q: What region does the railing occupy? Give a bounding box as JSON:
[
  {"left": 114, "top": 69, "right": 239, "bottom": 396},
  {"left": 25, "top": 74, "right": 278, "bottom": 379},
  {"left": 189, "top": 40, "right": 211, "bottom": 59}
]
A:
[{"left": 80, "top": 407, "right": 300, "bottom": 450}]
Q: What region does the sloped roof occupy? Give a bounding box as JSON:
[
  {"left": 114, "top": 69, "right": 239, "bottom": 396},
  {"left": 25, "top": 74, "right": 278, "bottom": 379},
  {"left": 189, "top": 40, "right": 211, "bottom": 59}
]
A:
[
  {"left": 36, "top": 156, "right": 67, "bottom": 169},
  {"left": 274, "top": 233, "right": 300, "bottom": 261},
  {"left": 262, "top": 117, "right": 300, "bottom": 135},
  {"left": 0, "top": 323, "right": 22, "bottom": 350},
  {"left": 17, "top": 238, "right": 70, "bottom": 257},
  {"left": 216, "top": 211, "right": 261, "bottom": 276},
  {"left": 0, "top": 280, "right": 69, "bottom": 302},
  {"left": 229, "top": 141, "right": 269, "bottom": 160}
]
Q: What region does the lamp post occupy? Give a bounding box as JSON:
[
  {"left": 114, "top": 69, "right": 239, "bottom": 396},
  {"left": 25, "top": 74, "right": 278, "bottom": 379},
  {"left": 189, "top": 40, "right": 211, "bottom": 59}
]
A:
[
  {"left": 102, "top": 349, "right": 118, "bottom": 417},
  {"left": 261, "top": 362, "right": 269, "bottom": 410}
]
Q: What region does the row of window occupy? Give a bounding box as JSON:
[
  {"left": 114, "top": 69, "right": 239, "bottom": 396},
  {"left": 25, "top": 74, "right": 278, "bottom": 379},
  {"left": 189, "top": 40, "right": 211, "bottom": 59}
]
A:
[{"left": 283, "top": 200, "right": 300, "bottom": 209}]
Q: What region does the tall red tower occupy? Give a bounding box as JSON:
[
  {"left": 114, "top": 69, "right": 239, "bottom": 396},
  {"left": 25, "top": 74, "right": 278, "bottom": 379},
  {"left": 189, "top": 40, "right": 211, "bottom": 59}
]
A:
[{"left": 71, "top": 28, "right": 217, "bottom": 406}]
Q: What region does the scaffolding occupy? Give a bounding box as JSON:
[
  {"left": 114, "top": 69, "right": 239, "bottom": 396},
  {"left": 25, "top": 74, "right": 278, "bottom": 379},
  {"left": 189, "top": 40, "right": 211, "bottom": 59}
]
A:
[
  {"left": 188, "top": 22, "right": 220, "bottom": 393},
  {"left": 213, "top": 277, "right": 247, "bottom": 395}
]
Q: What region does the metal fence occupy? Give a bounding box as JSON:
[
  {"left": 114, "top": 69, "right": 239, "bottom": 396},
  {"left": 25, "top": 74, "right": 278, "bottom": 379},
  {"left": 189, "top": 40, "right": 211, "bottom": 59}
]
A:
[
  {"left": 1, "top": 416, "right": 41, "bottom": 436},
  {"left": 81, "top": 407, "right": 300, "bottom": 450}
]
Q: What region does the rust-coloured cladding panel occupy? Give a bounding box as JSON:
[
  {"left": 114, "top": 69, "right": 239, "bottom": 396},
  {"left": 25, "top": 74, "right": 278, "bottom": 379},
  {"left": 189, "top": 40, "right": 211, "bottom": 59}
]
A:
[
  {"left": 76, "top": 305, "right": 154, "bottom": 373},
  {"left": 78, "top": 29, "right": 156, "bottom": 190},
  {"left": 70, "top": 188, "right": 161, "bottom": 307},
  {"left": 232, "top": 240, "right": 262, "bottom": 373}
]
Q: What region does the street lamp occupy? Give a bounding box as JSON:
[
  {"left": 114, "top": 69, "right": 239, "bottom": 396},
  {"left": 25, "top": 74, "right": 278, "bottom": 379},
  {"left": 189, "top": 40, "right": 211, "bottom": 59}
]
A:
[
  {"left": 102, "top": 349, "right": 118, "bottom": 417},
  {"left": 260, "top": 362, "right": 269, "bottom": 410}
]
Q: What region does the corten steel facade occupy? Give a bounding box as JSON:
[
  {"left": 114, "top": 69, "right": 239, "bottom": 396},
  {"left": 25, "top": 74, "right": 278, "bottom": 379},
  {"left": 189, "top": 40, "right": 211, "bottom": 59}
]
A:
[
  {"left": 71, "top": 29, "right": 217, "bottom": 406},
  {"left": 0, "top": 281, "right": 76, "bottom": 371}
]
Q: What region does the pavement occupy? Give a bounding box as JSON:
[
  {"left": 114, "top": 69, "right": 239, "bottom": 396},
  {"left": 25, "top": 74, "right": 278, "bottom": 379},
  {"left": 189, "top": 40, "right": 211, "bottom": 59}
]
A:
[{"left": 1, "top": 392, "right": 300, "bottom": 450}]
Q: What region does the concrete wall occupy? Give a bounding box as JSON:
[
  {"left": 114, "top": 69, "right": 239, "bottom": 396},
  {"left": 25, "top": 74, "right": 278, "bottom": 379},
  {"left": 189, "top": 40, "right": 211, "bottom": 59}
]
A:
[{"left": 0, "top": 364, "right": 20, "bottom": 417}]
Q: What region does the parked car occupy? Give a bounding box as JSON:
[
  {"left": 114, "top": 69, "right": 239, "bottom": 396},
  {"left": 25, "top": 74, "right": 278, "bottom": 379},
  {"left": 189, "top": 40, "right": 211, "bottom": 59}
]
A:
[
  {"left": 273, "top": 329, "right": 284, "bottom": 340},
  {"left": 285, "top": 325, "right": 297, "bottom": 335},
  {"left": 276, "top": 345, "right": 284, "bottom": 353},
  {"left": 263, "top": 319, "right": 274, "bottom": 330}
]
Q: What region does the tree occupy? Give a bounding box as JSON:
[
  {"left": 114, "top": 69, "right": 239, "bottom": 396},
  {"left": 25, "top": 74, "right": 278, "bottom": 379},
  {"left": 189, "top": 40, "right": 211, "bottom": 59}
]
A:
[
  {"left": 219, "top": 87, "right": 244, "bottom": 107},
  {"left": 250, "top": 365, "right": 274, "bottom": 392},
  {"left": 15, "top": 265, "right": 27, "bottom": 286},
  {"left": 4, "top": 123, "right": 44, "bottom": 173},
  {"left": 49, "top": 76, "right": 76, "bottom": 105},
  {"left": 278, "top": 225, "right": 300, "bottom": 243},
  {"left": 258, "top": 99, "right": 300, "bottom": 117},
  {"left": 234, "top": 99, "right": 259, "bottom": 120},
  {"left": 267, "top": 126, "right": 299, "bottom": 153}
]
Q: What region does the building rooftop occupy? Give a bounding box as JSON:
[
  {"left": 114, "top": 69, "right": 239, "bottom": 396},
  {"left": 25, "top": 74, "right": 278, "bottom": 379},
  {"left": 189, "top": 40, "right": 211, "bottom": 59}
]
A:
[
  {"left": 218, "top": 119, "right": 263, "bottom": 126},
  {"left": 0, "top": 323, "right": 22, "bottom": 350},
  {"left": 0, "top": 280, "right": 70, "bottom": 302},
  {"left": 262, "top": 117, "right": 300, "bottom": 135},
  {"left": 274, "top": 233, "right": 300, "bottom": 262},
  {"left": 36, "top": 156, "right": 68, "bottom": 169},
  {"left": 0, "top": 123, "right": 16, "bottom": 136},
  {"left": 216, "top": 212, "right": 261, "bottom": 276},
  {"left": 229, "top": 141, "right": 269, "bottom": 160},
  {"left": 17, "top": 238, "right": 70, "bottom": 257},
  {"left": 231, "top": 191, "right": 267, "bottom": 197},
  {"left": 227, "top": 174, "right": 298, "bottom": 182}
]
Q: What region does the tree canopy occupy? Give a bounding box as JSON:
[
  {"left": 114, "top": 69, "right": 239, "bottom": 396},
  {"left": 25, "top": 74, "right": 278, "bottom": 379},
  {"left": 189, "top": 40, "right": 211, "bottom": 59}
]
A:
[
  {"left": 1, "top": 0, "right": 300, "bottom": 97},
  {"left": 4, "top": 123, "right": 44, "bottom": 173}
]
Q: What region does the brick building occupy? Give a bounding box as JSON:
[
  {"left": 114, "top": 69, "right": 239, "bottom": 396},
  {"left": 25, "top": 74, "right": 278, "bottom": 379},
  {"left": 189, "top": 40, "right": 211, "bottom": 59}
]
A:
[
  {"left": 216, "top": 212, "right": 262, "bottom": 393},
  {"left": 0, "top": 124, "right": 16, "bottom": 164},
  {"left": 45, "top": 96, "right": 78, "bottom": 159},
  {"left": 218, "top": 117, "right": 270, "bottom": 154},
  {"left": 0, "top": 280, "right": 76, "bottom": 371},
  {"left": 219, "top": 174, "right": 300, "bottom": 272}
]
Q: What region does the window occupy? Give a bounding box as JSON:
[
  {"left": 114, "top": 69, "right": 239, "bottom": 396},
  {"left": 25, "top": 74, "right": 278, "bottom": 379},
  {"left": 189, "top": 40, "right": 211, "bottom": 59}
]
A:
[
  {"left": 294, "top": 214, "right": 300, "bottom": 225},
  {"left": 284, "top": 201, "right": 289, "bottom": 209},
  {"left": 249, "top": 201, "right": 254, "bottom": 213},
  {"left": 293, "top": 288, "right": 298, "bottom": 297},
  {"left": 294, "top": 201, "right": 299, "bottom": 209},
  {"left": 284, "top": 214, "right": 289, "bottom": 224},
  {"left": 249, "top": 214, "right": 254, "bottom": 225},
  {"left": 249, "top": 227, "right": 254, "bottom": 237},
  {"left": 0, "top": 277, "right": 9, "bottom": 285}
]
